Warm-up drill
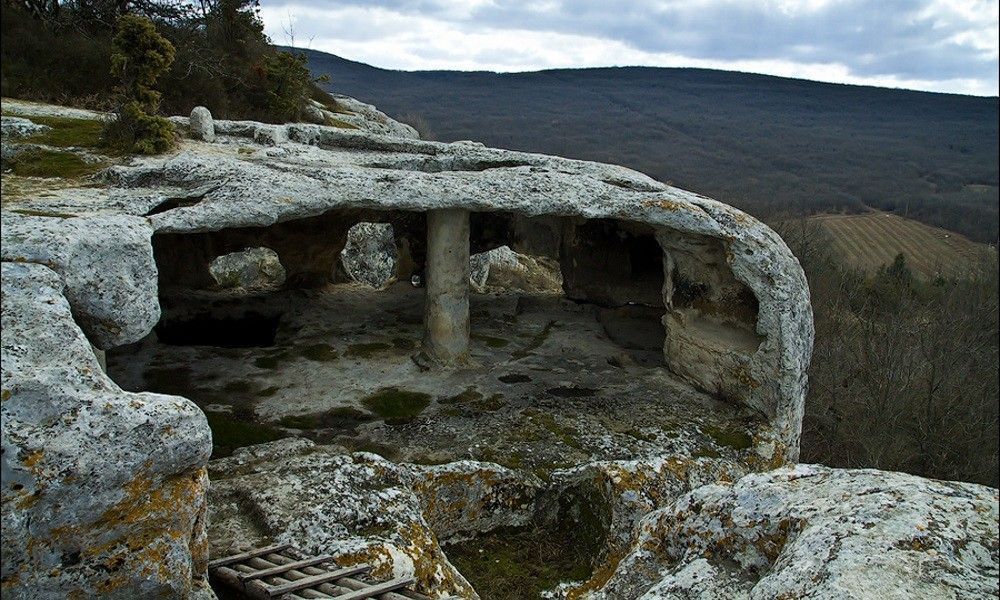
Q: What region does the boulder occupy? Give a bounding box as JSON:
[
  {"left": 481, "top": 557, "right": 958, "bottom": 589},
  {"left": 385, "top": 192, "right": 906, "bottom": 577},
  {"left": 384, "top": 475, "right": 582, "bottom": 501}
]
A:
[
  {"left": 208, "top": 246, "right": 286, "bottom": 289},
  {"left": 189, "top": 106, "right": 215, "bottom": 142},
  {"left": 469, "top": 245, "right": 562, "bottom": 294},
  {"left": 592, "top": 464, "right": 1000, "bottom": 599},
  {"left": 0, "top": 213, "right": 160, "bottom": 349},
  {"left": 340, "top": 222, "right": 398, "bottom": 288},
  {"left": 1, "top": 262, "right": 212, "bottom": 599}
]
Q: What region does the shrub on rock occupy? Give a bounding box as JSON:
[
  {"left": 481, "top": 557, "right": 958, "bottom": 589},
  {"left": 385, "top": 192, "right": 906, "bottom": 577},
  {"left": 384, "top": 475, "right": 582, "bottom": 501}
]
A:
[{"left": 103, "top": 15, "right": 176, "bottom": 154}]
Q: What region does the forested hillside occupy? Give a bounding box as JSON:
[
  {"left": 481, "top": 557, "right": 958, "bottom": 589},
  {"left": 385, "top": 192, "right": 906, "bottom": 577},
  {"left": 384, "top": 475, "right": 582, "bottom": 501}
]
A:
[{"left": 298, "top": 49, "right": 999, "bottom": 243}]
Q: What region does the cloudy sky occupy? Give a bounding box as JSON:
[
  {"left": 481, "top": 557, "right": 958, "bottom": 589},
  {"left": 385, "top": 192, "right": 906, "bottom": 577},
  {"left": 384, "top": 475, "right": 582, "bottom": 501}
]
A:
[{"left": 259, "top": 0, "right": 999, "bottom": 96}]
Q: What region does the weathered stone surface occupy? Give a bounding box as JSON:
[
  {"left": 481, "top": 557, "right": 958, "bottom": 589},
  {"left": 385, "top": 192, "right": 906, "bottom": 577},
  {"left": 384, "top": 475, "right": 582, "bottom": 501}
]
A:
[
  {"left": 340, "top": 222, "right": 398, "bottom": 288},
  {"left": 189, "top": 106, "right": 215, "bottom": 142},
  {"left": 592, "top": 464, "right": 1000, "bottom": 600},
  {"left": 1, "top": 116, "right": 49, "bottom": 140},
  {"left": 96, "top": 118, "right": 811, "bottom": 457},
  {"left": 208, "top": 246, "right": 286, "bottom": 289},
  {"left": 207, "top": 439, "right": 481, "bottom": 598},
  {"left": 0, "top": 213, "right": 160, "bottom": 349},
  {"left": 323, "top": 95, "right": 420, "bottom": 139},
  {"left": 1, "top": 262, "right": 212, "bottom": 599},
  {"left": 469, "top": 245, "right": 562, "bottom": 294}
]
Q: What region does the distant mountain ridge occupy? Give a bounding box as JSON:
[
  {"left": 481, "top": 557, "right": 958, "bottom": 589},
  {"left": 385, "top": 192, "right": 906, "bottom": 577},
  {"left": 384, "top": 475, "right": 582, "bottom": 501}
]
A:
[{"left": 291, "top": 47, "right": 999, "bottom": 243}]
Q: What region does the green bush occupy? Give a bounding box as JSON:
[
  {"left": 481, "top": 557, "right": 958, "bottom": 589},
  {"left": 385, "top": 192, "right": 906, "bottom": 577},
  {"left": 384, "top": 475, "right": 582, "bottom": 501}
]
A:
[{"left": 104, "top": 15, "right": 176, "bottom": 154}]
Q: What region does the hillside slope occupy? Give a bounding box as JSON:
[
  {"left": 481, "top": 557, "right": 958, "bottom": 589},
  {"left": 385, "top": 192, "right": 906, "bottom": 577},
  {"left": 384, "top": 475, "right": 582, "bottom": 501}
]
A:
[
  {"left": 809, "top": 212, "right": 996, "bottom": 279},
  {"left": 296, "top": 48, "right": 999, "bottom": 243}
]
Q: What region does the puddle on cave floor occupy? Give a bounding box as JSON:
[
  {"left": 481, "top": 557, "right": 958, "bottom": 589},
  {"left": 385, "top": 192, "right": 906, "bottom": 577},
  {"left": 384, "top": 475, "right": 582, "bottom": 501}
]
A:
[{"left": 107, "top": 281, "right": 767, "bottom": 468}]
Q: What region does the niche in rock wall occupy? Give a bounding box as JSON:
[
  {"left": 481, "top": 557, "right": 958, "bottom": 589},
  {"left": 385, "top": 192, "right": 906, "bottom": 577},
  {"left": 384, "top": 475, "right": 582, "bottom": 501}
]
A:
[
  {"left": 658, "top": 231, "right": 765, "bottom": 403},
  {"left": 153, "top": 209, "right": 428, "bottom": 292},
  {"left": 559, "top": 218, "right": 665, "bottom": 307}
]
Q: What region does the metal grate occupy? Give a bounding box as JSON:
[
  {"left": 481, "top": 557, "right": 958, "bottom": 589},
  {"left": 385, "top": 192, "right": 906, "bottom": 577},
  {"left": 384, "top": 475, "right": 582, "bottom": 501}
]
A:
[{"left": 208, "top": 544, "right": 432, "bottom": 600}]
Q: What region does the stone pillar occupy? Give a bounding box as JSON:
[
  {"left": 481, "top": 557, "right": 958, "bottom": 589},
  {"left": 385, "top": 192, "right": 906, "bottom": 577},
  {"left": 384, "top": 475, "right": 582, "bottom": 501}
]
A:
[{"left": 421, "top": 208, "right": 471, "bottom": 365}]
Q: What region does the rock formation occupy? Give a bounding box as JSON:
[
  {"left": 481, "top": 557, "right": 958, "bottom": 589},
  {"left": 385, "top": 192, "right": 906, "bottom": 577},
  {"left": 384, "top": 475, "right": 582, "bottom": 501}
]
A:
[{"left": 1, "top": 97, "right": 995, "bottom": 600}]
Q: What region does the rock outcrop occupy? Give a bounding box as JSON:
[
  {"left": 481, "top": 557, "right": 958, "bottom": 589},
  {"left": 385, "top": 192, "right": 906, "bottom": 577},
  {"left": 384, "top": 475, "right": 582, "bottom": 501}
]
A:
[
  {"left": 97, "top": 115, "right": 813, "bottom": 458},
  {"left": 188, "top": 106, "right": 215, "bottom": 143},
  {"left": 4, "top": 98, "right": 991, "bottom": 600},
  {"left": 207, "top": 439, "right": 545, "bottom": 598},
  {"left": 592, "top": 464, "right": 999, "bottom": 599},
  {"left": 1, "top": 262, "right": 212, "bottom": 599},
  {"left": 208, "top": 246, "right": 286, "bottom": 290}
]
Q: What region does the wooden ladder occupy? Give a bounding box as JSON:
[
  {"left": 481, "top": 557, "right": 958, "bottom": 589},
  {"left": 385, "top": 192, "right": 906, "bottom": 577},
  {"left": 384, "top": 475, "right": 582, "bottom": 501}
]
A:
[{"left": 208, "top": 544, "right": 433, "bottom": 600}]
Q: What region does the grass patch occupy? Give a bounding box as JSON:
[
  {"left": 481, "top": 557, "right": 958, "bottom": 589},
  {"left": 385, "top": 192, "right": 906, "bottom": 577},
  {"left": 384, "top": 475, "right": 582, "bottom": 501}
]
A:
[
  {"left": 345, "top": 342, "right": 392, "bottom": 358},
  {"left": 362, "top": 387, "right": 431, "bottom": 424},
  {"left": 24, "top": 115, "right": 105, "bottom": 148},
  {"left": 205, "top": 411, "right": 283, "bottom": 459},
  {"left": 6, "top": 147, "right": 103, "bottom": 178},
  {"left": 297, "top": 342, "right": 338, "bottom": 362}
]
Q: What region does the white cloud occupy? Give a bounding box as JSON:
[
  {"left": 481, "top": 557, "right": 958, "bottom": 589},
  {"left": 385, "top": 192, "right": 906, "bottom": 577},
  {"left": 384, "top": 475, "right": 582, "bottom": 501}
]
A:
[{"left": 259, "top": 1, "right": 999, "bottom": 95}]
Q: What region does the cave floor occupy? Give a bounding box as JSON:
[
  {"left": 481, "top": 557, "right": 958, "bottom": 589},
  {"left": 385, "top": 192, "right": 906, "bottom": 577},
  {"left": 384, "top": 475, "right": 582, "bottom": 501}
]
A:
[{"left": 108, "top": 282, "right": 768, "bottom": 474}]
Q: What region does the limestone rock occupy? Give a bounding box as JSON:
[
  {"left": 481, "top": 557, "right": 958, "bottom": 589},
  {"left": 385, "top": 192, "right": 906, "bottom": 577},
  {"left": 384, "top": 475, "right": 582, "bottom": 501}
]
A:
[
  {"left": 321, "top": 96, "right": 419, "bottom": 139},
  {"left": 340, "top": 222, "right": 398, "bottom": 289},
  {"left": 209, "top": 247, "right": 286, "bottom": 290},
  {"left": 1, "top": 116, "right": 49, "bottom": 140},
  {"left": 0, "top": 213, "right": 160, "bottom": 349},
  {"left": 592, "top": 464, "right": 1000, "bottom": 599},
  {"left": 102, "top": 119, "right": 811, "bottom": 458},
  {"left": 189, "top": 106, "right": 215, "bottom": 142},
  {"left": 1, "top": 262, "right": 212, "bottom": 599},
  {"left": 301, "top": 101, "right": 326, "bottom": 125},
  {"left": 469, "top": 245, "right": 562, "bottom": 294},
  {"left": 207, "top": 440, "right": 480, "bottom": 598}
]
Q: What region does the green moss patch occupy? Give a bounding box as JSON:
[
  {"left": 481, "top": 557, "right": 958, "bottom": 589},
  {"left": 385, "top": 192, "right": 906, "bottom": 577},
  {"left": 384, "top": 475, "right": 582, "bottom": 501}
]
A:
[
  {"left": 205, "top": 411, "right": 283, "bottom": 458},
  {"left": 345, "top": 342, "right": 392, "bottom": 358},
  {"left": 702, "top": 424, "right": 754, "bottom": 451},
  {"left": 362, "top": 387, "right": 431, "bottom": 424},
  {"left": 6, "top": 147, "right": 103, "bottom": 178},
  {"left": 254, "top": 351, "right": 288, "bottom": 370},
  {"left": 498, "top": 373, "right": 531, "bottom": 384},
  {"left": 277, "top": 407, "right": 373, "bottom": 430},
  {"left": 471, "top": 393, "right": 505, "bottom": 411},
  {"left": 546, "top": 386, "right": 597, "bottom": 398},
  {"left": 511, "top": 320, "right": 557, "bottom": 359},
  {"left": 440, "top": 386, "right": 482, "bottom": 404},
  {"left": 473, "top": 333, "right": 510, "bottom": 348},
  {"left": 297, "top": 342, "right": 338, "bottom": 362},
  {"left": 445, "top": 524, "right": 596, "bottom": 599},
  {"left": 391, "top": 336, "right": 416, "bottom": 351}
]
